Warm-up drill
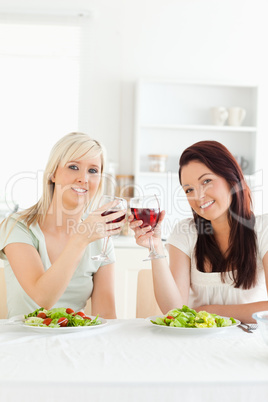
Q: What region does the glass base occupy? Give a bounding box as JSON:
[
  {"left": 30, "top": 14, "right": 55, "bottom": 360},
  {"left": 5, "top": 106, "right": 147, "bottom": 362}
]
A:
[
  {"left": 143, "top": 252, "right": 166, "bottom": 261},
  {"left": 91, "top": 254, "right": 112, "bottom": 264}
]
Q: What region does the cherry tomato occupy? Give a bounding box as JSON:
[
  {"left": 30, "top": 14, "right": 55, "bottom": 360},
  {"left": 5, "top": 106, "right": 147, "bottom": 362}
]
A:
[
  {"left": 84, "top": 316, "right": 91, "bottom": 320},
  {"left": 76, "top": 311, "right": 86, "bottom": 318},
  {"left": 37, "top": 312, "right": 47, "bottom": 319},
  {"left": 43, "top": 318, "right": 52, "bottom": 326},
  {"left": 58, "top": 317, "right": 68, "bottom": 327},
  {"left": 166, "top": 316, "right": 174, "bottom": 320},
  {"left": 66, "top": 308, "right": 75, "bottom": 315}
]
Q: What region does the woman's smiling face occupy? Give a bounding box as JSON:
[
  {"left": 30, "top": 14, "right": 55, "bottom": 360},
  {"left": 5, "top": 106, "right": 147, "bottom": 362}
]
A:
[
  {"left": 51, "top": 155, "right": 102, "bottom": 211},
  {"left": 180, "top": 160, "right": 232, "bottom": 224}
]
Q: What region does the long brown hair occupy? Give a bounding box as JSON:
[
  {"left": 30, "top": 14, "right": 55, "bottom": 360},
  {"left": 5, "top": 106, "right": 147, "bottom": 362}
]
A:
[{"left": 178, "top": 140, "right": 257, "bottom": 289}]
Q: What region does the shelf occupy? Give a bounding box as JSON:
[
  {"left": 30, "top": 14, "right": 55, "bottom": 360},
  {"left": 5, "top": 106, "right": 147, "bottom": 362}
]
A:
[
  {"left": 138, "top": 78, "right": 258, "bottom": 88},
  {"left": 140, "top": 124, "right": 257, "bottom": 133},
  {"left": 137, "top": 171, "right": 255, "bottom": 180},
  {"left": 137, "top": 171, "right": 179, "bottom": 179}
]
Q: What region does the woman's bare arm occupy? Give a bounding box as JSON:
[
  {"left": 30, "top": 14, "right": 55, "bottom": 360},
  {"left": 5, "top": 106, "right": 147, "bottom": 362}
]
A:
[{"left": 91, "top": 263, "right": 116, "bottom": 319}]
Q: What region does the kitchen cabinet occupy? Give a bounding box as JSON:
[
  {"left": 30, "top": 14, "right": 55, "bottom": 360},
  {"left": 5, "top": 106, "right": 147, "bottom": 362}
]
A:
[
  {"left": 113, "top": 237, "right": 152, "bottom": 319},
  {"left": 133, "top": 79, "right": 259, "bottom": 238}
]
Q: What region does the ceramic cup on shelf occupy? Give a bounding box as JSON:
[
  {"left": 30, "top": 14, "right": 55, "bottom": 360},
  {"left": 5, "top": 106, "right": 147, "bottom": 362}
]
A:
[
  {"left": 210, "top": 107, "right": 229, "bottom": 126},
  {"left": 235, "top": 155, "right": 249, "bottom": 172},
  {"left": 228, "top": 107, "right": 246, "bottom": 126}
]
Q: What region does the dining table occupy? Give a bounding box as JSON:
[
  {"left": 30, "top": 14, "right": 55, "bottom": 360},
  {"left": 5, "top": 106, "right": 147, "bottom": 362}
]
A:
[{"left": 0, "top": 317, "right": 267, "bottom": 402}]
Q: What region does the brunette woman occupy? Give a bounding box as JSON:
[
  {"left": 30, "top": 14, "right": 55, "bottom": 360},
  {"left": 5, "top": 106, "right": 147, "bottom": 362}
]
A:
[{"left": 129, "top": 141, "right": 268, "bottom": 322}]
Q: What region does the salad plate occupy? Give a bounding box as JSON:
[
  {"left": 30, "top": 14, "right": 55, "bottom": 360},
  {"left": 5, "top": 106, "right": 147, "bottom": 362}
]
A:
[
  {"left": 22, "top": 316, "right": 108, "bottom": 333},
  {"left": 146, "top": 315, "right": 240, "bottom": 334}
]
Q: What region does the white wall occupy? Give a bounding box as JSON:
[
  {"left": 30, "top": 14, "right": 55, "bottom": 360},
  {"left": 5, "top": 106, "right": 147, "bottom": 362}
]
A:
[{"left": 1, "top": 0, "right": 268, "bottom": 210}]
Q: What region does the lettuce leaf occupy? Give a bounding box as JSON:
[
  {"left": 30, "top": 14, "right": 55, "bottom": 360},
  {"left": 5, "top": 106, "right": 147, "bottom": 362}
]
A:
[{"left": 151, "top": 306, "right": 236, "bottom": 329}]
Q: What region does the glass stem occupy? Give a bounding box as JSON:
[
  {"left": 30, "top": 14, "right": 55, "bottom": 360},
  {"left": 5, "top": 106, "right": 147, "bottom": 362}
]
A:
[
  {"left": 149, "top": 236, "right": 156, "bottom": 254},
  {"left": 102, "top": 236, "right": 109, "bottom": 255}
]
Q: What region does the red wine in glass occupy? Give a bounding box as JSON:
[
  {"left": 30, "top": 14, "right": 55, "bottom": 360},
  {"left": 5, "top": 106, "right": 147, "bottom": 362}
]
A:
[
  {"left": 91, "top": 195, "right": 127, "bottom": 262},
  {"left": 130, "top": 195, "right": 166, "bottom": 261},
  {"left": 130, "top": 208, "right": 159, "bottom": 229},
  {"left": 102, "top": 210, "right": 126, "bottom": 224},
  {"left": 101, "top": 210, "right": 126, "bottom": 235}
]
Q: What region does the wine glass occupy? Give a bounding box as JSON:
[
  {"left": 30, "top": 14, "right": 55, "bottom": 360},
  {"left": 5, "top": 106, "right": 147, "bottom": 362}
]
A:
[
  {"left": 130, "top": 195, "right": 166, "bottom": 261},
  {"left": 91, "top": 195, "right": 127, "bottom": 263}
]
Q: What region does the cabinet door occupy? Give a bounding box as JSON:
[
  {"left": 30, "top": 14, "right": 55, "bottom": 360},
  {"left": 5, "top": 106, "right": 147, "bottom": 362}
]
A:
[{"left": 114, "top": 247, "right": 153, "bottom": 319}]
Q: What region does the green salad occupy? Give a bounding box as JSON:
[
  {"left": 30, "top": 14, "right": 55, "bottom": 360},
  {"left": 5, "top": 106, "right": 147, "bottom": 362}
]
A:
[
  {"left": 24, "top": 307, "right": 102, "bottom": 328},
  {"left": 151, "top": 305, "right": 236, "bottom": 328}
]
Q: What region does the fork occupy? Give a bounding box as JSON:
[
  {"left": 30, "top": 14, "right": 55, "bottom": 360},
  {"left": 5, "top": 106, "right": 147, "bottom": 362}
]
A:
[
  {"left": 241, "top": 322, "right": 258, "bottom": 331},
  {"left": 237, "top": 324, "right": 253, "bottom": 333}
]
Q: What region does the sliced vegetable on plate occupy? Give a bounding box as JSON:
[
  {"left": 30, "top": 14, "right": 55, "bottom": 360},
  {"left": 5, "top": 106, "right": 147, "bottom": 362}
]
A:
[{"left": 24, "top": 307, "right": 102, "bottom": 328}]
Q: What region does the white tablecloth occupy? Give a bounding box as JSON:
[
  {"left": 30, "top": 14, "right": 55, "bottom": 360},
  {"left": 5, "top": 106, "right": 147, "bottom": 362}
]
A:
[{"left": 0, "top": 319, "right": 267, "bottom": 402}]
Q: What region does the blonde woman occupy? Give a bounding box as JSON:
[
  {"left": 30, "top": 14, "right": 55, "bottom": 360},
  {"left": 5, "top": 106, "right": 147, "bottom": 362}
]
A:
[{"left": 0, "top": 132, "right": 126, "bottom": 318}]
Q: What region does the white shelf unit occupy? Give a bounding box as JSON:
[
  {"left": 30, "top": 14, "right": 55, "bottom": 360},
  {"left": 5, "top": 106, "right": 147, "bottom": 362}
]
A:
[
  {"left": 133, "top": 80, "right": 259, "bottom": 238},
  {"left": 140, "top": 124, "right": 256, "bottom": 133}
]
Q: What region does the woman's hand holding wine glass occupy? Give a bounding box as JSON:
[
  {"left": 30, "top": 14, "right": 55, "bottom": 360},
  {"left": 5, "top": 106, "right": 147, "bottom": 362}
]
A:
[
  {"left": 75, "top": 200, "right": 125, "bottom": 243},
  {"left": 90, "top": 195, "right": 127, "bottom": 263}
]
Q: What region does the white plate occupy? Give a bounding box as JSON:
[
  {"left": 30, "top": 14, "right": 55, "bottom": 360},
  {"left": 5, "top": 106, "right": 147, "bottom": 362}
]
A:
[
  {"left": 21, "top": 316, "right": 107, "bottom": 333},
  {"left": 146, "top": 315, "right": 240, "bottom": 334}
]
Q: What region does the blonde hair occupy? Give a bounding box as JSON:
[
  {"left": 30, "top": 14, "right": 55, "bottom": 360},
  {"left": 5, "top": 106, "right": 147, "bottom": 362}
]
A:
[{"left": 11, "top": 132, "right": 105, "bottom": 227}]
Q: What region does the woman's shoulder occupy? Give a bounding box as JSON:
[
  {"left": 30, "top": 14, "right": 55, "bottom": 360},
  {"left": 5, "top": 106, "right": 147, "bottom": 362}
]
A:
[
  {"left": 169, "top": 217, "right": 196, "bottom": 236},
  {"left": 254, "top": 213, "right": 268, "bottom": 260},
  {"left": 0, "top": 212, "right": 39, "bottom": 246},
  {"left": 1, "top": 213, "right": 31, "bottom": 232},
  {"left": 0, "top": 213, "right": 24, "bottom": 232},
  {"left": 166, "top": 218, "right": 196, "bottom": 256},
  {"left": 166, "top": 217, "right": 196, "bottom": 243},
  {"left": 254, "top": 214, "right": 268, "bottom": 232}
]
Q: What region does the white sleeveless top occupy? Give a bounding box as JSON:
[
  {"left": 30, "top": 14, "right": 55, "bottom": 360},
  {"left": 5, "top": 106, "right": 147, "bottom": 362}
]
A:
[{"left": 166, "top": 215, "right": 268, "bottom": 308}]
